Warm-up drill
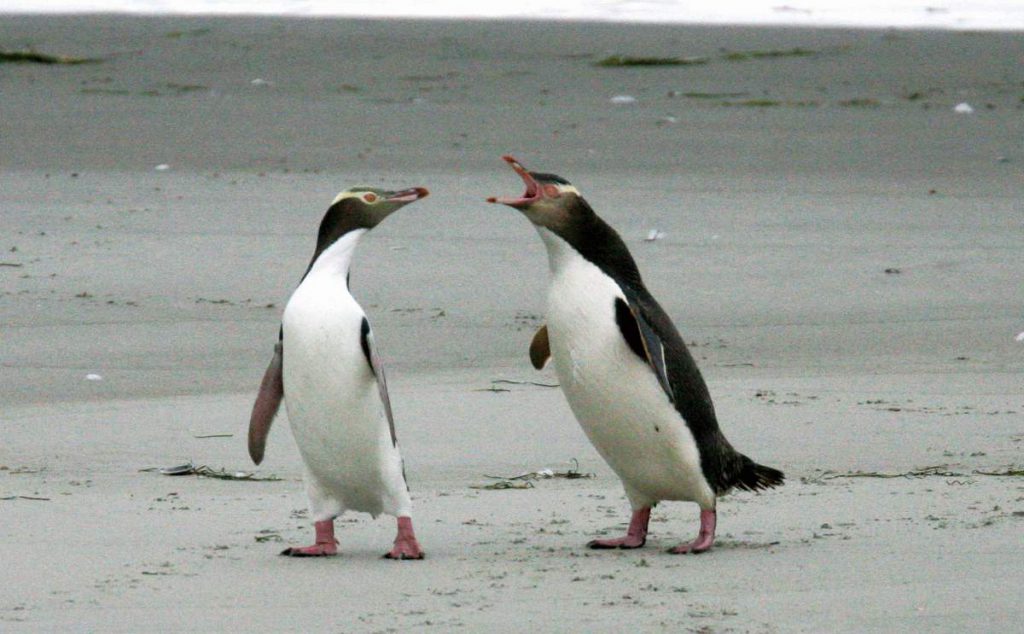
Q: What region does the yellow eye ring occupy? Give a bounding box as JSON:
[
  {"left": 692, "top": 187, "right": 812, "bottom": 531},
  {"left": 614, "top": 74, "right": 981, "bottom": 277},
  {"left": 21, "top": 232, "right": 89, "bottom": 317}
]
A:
[{"left": 363, "top": 193, "right": 378, "bottom": 203}]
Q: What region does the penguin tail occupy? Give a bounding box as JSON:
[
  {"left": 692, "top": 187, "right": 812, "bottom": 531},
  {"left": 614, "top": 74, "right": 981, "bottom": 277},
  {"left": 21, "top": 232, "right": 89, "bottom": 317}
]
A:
[{"left": 734, "top": 456, "right": 785, "bottom": 492}]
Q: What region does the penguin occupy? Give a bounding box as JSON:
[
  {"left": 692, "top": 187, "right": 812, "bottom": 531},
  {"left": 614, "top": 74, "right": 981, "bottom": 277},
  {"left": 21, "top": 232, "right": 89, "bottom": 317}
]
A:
[
  {"left": 248, "top": 185, "right": 429, "bottom": 559},
  {"left": 487, "top": 156, "right": 783, "bottom": 553}
]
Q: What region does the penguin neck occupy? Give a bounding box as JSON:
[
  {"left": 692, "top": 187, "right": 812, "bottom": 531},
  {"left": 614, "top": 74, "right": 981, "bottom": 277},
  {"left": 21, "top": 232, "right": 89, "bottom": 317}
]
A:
[
  {"left": 537, "top": 227, "right": 579, "bottom": 274},
  {"left": 536, "top": 216, "right": 643, "bottom": 292},
  {"left": 305, "top": 228, "right": 367, "bottom": 282}
]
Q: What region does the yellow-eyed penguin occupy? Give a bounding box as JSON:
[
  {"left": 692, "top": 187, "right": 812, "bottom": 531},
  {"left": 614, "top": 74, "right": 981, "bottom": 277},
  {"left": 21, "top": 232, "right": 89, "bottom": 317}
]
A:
[
  {"left": 248, "top": 186, "right": 429, "bottom": 559},
  {"left": 488, "top": 157, "right": 783, "bottom": 553}
]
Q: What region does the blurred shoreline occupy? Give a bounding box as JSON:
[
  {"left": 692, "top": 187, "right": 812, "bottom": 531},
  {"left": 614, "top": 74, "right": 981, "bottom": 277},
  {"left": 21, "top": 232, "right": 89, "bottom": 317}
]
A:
[{"left": 3, "top": 0, "right": 1024, "bottom": 31}]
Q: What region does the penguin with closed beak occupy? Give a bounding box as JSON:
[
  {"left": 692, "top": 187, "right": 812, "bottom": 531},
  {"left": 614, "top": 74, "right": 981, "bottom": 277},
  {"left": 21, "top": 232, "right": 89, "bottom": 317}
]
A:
[
  {"left": 248, "top": 186, "right": 429, "bottom": 559},
  {"left": 488, "top": 157, "right": 783, "bottom": 553}
]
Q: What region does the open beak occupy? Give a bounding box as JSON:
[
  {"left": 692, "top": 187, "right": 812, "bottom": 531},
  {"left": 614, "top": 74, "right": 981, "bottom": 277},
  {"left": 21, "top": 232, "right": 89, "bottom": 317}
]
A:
[
  {"left": 486, "top": 155, "right": 540, "bottom": 209},
  {"left": 384, "top": 187, "right": 430, "bottom": 204}
]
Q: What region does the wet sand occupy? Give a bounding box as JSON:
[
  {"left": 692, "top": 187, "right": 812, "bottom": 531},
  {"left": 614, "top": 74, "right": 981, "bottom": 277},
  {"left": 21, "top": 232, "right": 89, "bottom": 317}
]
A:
[{"left": 1, "top": 14, "right": 1022, "bottom": 631}]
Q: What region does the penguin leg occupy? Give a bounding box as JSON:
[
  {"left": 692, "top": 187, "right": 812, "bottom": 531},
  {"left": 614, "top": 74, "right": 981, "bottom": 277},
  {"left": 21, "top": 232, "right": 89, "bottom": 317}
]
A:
[
  {"left": 384, "top": 516, "right": 425, "bottom": 560},
  {"left": 667, "top": 508, "right": 716, "bottom": 554},
  {"left": 281, "top": 519, "right": 339, "bottom": 557},
  {"left": 281, "top": 475, "right": 342, "bottom": 556},
  {"left": 587, "top": 507, "right": 651, "bottom": 549}
]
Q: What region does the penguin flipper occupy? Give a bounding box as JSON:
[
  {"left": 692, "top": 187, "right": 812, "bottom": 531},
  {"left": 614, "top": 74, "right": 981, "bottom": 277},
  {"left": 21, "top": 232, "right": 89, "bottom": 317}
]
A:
[
  {"left": 360, "top": 318, "right": 397, "bottom": 446},
  {"left": 614, "top": 297, "right": 673, "bottom": 403},
  {"left": 529, "top": 325, "right": 551, "bottom": 370},
  {"left": 248, "top": 341, "right": 284, "bottom": 465}
]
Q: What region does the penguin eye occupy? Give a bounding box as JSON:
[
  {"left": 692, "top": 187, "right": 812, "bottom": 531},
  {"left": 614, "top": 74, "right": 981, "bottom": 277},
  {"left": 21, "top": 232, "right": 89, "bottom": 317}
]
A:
[
  {"left": 543, "top": 184, "right": 560, "bottom": 197},
  {"left": 363, "top": 193, "right": 378, "bottom": 203}
]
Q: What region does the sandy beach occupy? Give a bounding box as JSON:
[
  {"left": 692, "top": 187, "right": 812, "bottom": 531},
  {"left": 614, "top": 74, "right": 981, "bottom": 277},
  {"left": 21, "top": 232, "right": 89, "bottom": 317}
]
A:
[{"left": 1, "top": 14, "right": 1022, "bottom": 632}]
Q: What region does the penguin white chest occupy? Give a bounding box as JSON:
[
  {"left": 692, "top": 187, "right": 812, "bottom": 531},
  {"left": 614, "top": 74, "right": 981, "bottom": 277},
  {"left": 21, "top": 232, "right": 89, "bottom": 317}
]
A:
[
  {"left": 282, "top": 272, "right": 375, "bottom": 433},
  {"left": 278, "top": 231, "right": 408, "bottom": 518},
  {"left": 540, "top": 232, "right": 709, "bottom": 506},
  {"left": 282, "top": 274, "right": 387, "bottom": 479}
]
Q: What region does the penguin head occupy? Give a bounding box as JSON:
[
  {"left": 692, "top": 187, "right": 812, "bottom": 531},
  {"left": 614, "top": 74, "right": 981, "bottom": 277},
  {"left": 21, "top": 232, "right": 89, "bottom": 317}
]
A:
[
  {"left": 316, "top": 186, "right": 429, "bottom": 244},
  {"left": 486, "top": 155, "right": 583, "bottom": 231},
  {"left": 326, "top": 186, "right": 430, "bottom": 229}
]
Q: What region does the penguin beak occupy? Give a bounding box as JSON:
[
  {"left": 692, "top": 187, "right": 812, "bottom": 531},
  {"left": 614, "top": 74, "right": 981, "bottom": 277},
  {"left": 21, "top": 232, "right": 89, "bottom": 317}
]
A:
[
  {"left": 486, "top": 155, "right": 540, "bottom": 209},
  {"left": 383, "top": 187, "right": 430, "bottom": 204}
]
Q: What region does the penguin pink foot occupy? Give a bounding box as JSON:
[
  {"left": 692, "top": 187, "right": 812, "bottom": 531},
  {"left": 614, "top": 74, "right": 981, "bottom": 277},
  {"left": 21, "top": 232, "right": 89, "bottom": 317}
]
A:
[
  {"left": 588, "top": 507, "right": 651, "bottom": 549},
  {"left": 281, "top": 519, "right": 338, "bottom": 557},
  {"left": 384, "top": 516, "right": 424, "bottom": 560},
  {"left": 668, "top": 509, "right": 716, "bottom": 554}
]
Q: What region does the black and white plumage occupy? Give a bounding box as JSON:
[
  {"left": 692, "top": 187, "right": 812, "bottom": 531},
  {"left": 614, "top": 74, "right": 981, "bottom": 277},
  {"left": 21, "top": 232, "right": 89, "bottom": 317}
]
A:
[
  {"left": 248, "top": 186, "right": 429, "bottom": 559},
  {"left": 489, "top": 156, "right": 783, "bottom": 553}
]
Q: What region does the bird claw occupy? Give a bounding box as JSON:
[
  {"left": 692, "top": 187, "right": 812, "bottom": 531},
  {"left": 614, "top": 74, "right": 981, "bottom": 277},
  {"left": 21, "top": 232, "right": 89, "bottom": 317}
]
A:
[
  {"left": 384, "top": 516, "right": 424, "bottom": 560},
  {"left": 667, "top": 509, "right": 716, "bottom": 554},
  {"left": 588, "top": 507, "right": 650, "bottom": 550},
  {"left": 384, "top": 538, "right": 424, "bottom": 560}
]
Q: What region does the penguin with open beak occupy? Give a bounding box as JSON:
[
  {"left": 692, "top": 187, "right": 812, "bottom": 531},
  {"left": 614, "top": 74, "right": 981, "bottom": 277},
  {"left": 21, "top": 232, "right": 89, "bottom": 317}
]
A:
[
  {"left": 488, "top": 157, "right": 783, "bottom": 553},
  {"left": 248, "top": 186, "right": 429, "bottom": 559}
]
